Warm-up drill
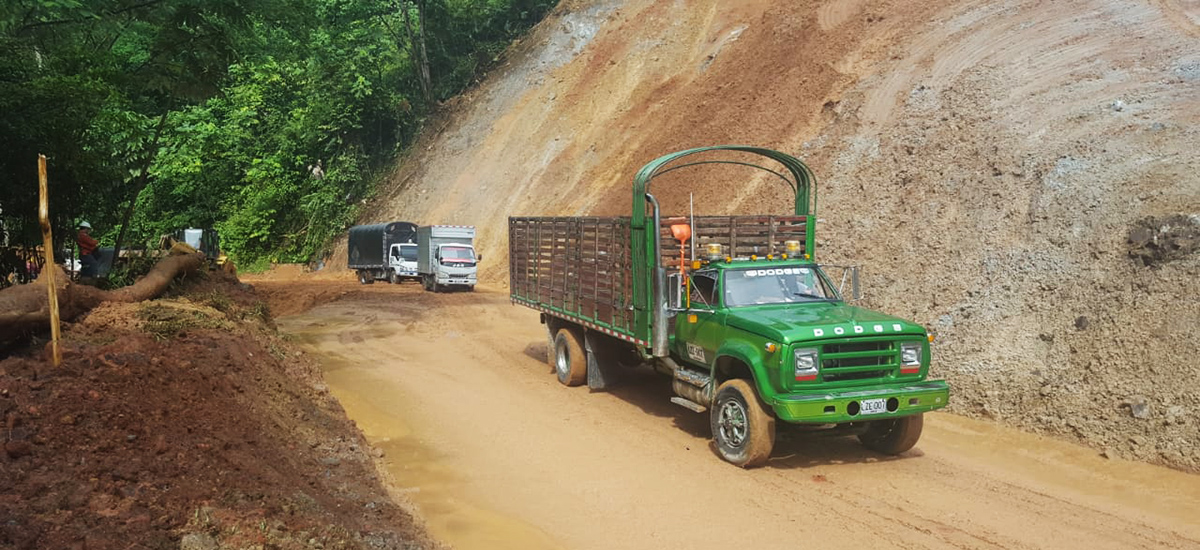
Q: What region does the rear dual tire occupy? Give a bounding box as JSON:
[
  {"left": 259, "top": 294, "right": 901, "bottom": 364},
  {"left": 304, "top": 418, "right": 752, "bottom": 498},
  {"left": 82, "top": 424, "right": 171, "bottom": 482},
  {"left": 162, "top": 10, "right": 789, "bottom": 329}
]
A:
[
  {"left": 551, "top": 327, "right": 587, "bottom": 387},
  {"left": 357, "top": 270, "right": 374, "bottom": 285}
]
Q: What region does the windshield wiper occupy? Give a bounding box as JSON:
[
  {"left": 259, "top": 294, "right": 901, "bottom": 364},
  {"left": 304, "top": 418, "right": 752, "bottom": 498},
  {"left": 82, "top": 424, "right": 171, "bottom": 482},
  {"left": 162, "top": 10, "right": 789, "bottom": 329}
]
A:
[{"left": 793, "top": 292, "right": 826, "bottom": 300}]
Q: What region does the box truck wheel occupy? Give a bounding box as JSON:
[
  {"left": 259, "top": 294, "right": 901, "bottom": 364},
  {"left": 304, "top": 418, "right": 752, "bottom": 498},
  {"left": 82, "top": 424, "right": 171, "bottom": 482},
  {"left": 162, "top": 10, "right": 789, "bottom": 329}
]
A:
[
  {"left": 357, "top": 270, "right": 373, "bottom": 285},
  {"left": 552, "top": 327, "right": 587, "bottom": 386},
  {"left": 858, "top": 413, "right": 923, "bottom": 455},
  {"left": 711, "top": 379, "right": 775, "bottom": 468},
  {"left": 389, "top": 270, "right": 400, "bottom": 284}
]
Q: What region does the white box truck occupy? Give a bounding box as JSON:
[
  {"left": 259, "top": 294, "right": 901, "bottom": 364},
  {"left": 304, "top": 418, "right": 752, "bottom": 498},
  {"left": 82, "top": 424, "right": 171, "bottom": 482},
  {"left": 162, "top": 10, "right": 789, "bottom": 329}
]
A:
[{"left": 417, "top": 225, "right": 479, "bottom": 292}]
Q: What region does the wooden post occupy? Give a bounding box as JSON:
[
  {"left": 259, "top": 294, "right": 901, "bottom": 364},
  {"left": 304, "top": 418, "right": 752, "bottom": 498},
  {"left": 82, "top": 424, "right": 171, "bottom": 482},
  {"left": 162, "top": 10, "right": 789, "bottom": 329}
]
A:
[{"left": 37, "top": 154, "right": 62, "bottom": 366}]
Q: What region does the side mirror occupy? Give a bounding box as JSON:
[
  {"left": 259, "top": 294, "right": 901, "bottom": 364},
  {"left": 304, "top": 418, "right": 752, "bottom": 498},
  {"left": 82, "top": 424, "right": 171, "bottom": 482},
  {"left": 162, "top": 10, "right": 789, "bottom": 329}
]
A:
[
  {"left": 823, "top": 264, "right": 863, "bottom": 301},
  {"left": 477, "top": 254, "right": 483, "bottom": 262},
  {"left": 666, "top": 273, "right": 683, "bottom": 311}
]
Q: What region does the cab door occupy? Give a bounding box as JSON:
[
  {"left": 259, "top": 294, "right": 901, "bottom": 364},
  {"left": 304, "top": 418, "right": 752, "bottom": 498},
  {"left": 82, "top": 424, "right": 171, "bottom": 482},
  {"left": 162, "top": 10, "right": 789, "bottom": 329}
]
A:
[
  {"left": 673, "top": 270, "right": 726, "bottom": 370},
  {"left": 388, "top": 244, "right": 404, "bottom": 270}
]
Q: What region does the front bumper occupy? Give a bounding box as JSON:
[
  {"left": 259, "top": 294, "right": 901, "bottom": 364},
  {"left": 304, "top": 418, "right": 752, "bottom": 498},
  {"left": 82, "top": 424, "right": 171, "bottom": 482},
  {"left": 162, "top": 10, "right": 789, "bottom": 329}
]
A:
[{"left": 771, "top": 380, "right": 949, "bottom": 424}]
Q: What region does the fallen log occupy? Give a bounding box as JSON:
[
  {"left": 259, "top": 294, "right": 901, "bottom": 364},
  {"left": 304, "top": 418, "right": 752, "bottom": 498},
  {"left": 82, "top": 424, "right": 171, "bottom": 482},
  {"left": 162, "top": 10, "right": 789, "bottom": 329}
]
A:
[{"left": 0, "top": 252, "right": 206, "bottom": 341}]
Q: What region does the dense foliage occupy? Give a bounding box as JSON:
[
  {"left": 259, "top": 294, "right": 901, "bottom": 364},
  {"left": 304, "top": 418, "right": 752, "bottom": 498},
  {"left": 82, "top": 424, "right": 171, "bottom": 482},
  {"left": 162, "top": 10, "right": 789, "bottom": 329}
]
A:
[{"left": 0, "top": 0, "right": 556, "bottom": 274}]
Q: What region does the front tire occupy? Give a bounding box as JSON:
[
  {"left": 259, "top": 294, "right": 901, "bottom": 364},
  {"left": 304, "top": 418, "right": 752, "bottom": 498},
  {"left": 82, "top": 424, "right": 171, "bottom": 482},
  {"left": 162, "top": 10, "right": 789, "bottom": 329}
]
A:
[
  {"left": 711, "top": 379, "right": 775, "bottom": 468},
  {"left": 552, "top": 327, "right": 587, "bottom": 386},
  {"left": 858, "top": 414, "right": 923, "bottom": 455},
  {"left": 389, "top": 270, "right": 400, "bottom": 284}
]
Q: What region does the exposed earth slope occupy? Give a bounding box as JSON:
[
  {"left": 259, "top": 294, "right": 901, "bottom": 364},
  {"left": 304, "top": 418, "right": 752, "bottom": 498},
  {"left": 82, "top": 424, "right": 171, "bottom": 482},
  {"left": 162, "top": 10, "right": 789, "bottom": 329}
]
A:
[{"left": 330, "top": 0, "right": 1199, "bottom": 470}]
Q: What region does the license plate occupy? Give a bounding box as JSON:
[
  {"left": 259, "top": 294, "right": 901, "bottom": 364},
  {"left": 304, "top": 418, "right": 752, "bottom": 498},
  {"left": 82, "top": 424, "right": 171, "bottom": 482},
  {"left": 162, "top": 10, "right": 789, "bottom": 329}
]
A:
[{"left": 860, "top": 398, "right": 888, "bottom": 415}]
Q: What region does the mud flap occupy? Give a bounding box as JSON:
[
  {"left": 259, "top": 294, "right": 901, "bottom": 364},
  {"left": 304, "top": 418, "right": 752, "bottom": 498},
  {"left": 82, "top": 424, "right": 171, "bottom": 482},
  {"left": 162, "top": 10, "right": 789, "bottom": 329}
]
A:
[
  {"left": 585, "top": 331, "right": 616, "bottom": 391},
  {"left": 545, "top": 325, "right": 556, "bottom": 373}
]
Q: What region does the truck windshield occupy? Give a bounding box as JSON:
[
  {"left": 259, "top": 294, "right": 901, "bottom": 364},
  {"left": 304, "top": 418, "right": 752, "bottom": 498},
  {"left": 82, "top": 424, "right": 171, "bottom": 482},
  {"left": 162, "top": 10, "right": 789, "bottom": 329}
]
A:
[
  {"left": 439, "top": 246, "right": 475, "bottom": 263},
  {"left": 399, "top": 246, "right": 417, "bottom": 261},
  {"left": 723, "top": 266, "right": 838, "bottom": 307}
]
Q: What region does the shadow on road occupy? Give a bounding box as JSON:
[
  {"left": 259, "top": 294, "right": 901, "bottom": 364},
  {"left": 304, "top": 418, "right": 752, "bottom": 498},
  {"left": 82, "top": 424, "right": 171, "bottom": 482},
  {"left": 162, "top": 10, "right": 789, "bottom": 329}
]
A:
[{"left": 517, "top": 338, "right": 922, "bottom": 469}]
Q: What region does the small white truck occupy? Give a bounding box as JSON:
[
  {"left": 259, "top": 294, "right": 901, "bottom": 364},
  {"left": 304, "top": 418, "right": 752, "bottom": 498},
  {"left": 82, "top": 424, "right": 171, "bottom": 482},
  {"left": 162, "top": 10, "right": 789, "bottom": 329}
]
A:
[{"left": 417, "top": 225, "right": 480, "bottom": 292}]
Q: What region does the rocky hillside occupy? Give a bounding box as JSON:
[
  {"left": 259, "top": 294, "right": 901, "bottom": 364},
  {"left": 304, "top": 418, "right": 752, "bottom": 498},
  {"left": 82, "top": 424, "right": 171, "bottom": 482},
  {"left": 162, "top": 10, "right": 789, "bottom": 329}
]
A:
[{"left": 338, "top": 0, "right": 1200, "bottom": 470}]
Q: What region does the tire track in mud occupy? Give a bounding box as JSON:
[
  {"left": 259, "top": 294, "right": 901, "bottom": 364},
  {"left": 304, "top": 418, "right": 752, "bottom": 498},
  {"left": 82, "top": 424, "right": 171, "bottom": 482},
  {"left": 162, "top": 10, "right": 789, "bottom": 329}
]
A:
[
  {"left": 817, "top": 0, "right": 868, "bottom": 30},
  {"left": 272, "top": 282, "right": 1200, "bottom": 550}
]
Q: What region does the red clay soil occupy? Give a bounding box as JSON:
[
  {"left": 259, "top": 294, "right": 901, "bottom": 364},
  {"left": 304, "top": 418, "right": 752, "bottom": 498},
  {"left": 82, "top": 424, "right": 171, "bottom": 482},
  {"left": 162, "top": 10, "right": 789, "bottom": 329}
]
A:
[{"left": 0, "top": 270, "right": 435, "bottom": 550}]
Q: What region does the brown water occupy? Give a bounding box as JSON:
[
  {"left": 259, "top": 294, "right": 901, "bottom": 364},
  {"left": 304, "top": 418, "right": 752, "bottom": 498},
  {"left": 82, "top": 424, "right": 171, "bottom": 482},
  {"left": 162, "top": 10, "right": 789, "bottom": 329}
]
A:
[{"left": 291, "top": 333, "right": 564, "bottom": 550}]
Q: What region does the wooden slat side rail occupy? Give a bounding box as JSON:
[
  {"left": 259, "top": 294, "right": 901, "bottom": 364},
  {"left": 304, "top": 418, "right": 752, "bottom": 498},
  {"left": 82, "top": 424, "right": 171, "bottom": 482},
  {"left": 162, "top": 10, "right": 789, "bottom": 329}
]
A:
[{"left": 509, "top": 217, "right": 636, "bottom": 336}]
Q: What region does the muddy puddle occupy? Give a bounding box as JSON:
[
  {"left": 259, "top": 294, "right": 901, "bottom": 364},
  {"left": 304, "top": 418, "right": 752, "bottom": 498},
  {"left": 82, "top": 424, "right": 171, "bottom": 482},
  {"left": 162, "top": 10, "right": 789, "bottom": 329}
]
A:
[{"left": 285, "top": 319, "right": 564, "bottom": 550}]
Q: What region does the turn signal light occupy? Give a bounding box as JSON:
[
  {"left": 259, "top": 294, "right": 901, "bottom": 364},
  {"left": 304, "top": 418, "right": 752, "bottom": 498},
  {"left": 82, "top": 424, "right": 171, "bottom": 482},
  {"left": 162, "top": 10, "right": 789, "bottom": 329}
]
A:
[{"left": 764, "top": 343, "right": 778, "bottom": 353}]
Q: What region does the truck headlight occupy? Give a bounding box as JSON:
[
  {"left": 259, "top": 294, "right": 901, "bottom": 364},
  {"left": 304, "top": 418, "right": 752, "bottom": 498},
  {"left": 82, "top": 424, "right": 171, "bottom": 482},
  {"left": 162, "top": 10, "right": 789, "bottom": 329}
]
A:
[
  {"left": 900, "top": 342, "right": 922, "bottom": 368},
  {"left": 794, "top": 347, "right": 819, "bottom": 381}
]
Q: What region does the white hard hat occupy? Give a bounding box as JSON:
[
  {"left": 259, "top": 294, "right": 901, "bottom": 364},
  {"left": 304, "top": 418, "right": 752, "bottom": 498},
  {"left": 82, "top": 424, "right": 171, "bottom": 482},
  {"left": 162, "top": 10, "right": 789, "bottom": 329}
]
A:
[{"left": 79, "top": 221, "right": 92, "bottom": 229}]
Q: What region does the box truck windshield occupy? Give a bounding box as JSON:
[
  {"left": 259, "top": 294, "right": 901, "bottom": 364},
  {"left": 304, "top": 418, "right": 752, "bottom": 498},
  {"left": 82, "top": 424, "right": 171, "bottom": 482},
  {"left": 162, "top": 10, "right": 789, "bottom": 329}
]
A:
[{"left": 440, "top": 246, "right": 475, "bottom": 262}]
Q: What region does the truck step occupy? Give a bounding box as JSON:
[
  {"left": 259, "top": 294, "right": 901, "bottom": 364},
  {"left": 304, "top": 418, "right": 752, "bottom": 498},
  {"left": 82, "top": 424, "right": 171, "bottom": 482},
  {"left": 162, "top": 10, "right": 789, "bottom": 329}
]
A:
[
  {"left": 670, "top": 397, "right": 707, "bottom": 413},
  {"left": 674, "top": 368, "right": 711, "bottom": 388}
]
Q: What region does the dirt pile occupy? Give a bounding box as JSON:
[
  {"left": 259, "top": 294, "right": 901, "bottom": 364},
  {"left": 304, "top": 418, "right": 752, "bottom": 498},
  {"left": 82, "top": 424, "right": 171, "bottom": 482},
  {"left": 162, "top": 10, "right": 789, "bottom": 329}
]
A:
[{"left": 0, "top": 271, "right": 435, "bottom": 549}]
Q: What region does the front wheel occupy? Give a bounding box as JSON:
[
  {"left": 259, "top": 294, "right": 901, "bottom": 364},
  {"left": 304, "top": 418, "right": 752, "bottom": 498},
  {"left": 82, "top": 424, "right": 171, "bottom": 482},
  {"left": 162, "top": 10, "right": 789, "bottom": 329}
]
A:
[
  {"left": 551, "top": 327, "right": 587, "bottom": 386},
  {"left": 858, "top": 414, "right": 923, "bottom": 455},
  {"left": 711, "top": 379, "right": 775, "bottom": 468},
  {"left": 389, "top": 270, "right": 401, "bottom": 284}
]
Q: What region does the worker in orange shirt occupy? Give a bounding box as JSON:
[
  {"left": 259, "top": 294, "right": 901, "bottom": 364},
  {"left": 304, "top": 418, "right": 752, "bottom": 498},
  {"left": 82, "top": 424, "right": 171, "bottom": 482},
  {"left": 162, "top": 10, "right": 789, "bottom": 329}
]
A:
[{"left": 77, "top": 221, "right": 99, "bottom": 278}]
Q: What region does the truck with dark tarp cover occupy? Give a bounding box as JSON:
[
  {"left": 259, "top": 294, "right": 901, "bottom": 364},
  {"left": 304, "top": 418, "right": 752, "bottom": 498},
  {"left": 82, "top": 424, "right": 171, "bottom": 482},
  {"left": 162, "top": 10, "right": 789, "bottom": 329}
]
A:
[
  {"left": 509, "top": 146, "right": 950, "bottom": 467},
  {"left": 347, "top": 222, "right": 419, "bottom": 284}
]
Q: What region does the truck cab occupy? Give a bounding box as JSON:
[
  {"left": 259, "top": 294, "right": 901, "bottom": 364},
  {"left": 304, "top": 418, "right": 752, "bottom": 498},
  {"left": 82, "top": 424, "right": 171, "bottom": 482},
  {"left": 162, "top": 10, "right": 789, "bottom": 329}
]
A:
[
  {"left": 671, "top": 259, "right": 947, "bottom": 430},
  {"left": 433, "top": 244, "right": 478, "bottom": 287},
  {"left": 388, "top": 243, "right": 418, "bottom": 281}
]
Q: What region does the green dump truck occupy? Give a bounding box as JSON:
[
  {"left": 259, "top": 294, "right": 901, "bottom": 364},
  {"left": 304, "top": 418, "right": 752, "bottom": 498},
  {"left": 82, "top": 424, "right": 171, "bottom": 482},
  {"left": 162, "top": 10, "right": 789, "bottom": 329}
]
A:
[{"left": 508, "top": 146, "right": 950, "bottom": 467}]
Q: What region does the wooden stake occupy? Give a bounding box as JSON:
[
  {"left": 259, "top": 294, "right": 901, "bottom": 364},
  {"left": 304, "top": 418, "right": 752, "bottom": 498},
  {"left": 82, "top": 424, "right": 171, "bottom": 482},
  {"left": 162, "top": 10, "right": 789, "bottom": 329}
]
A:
[{"left": 37, "top": 154, "right": 61, "bottom": 366}]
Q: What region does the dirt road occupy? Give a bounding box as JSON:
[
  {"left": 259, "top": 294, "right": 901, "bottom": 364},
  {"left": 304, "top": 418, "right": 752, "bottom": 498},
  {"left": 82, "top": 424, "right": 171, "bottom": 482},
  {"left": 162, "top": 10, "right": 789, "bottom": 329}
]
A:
[{"left": 266, "top": 281, "right": 1200, "bottom": 550}]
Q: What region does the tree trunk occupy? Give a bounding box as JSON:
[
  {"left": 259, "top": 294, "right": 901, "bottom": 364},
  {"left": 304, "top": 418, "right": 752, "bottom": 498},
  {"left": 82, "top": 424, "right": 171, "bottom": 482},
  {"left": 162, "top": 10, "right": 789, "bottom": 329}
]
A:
[
  {"left": 400, "top": 0, "right": 433, "bottom": 107},
  {"left": 0, "top": 252, "right": 205, "bottom": 341},
  {"left": 110, "top": 110, "right": 171, "bottom": 273}
]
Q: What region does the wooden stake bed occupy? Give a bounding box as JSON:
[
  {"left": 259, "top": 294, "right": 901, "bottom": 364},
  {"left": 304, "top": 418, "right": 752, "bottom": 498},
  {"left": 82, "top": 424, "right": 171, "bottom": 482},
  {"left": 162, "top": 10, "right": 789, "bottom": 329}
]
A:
[{"left": 508, "top": 214, "right": 810, "bottom": 347}]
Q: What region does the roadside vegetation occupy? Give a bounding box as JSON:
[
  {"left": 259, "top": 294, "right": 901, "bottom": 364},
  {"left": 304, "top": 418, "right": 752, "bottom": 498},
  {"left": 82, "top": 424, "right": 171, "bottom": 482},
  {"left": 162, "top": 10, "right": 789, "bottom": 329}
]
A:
[{"left": 0, "top": 0, "right": 556, "bottom": 274}]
